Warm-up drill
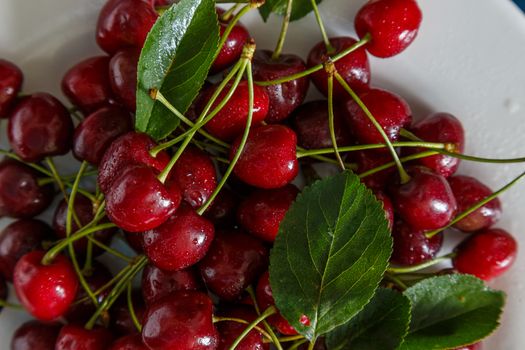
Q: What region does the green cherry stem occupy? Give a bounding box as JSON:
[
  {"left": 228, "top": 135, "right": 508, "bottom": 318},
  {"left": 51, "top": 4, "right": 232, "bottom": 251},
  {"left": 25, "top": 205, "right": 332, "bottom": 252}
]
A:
[
  {"left": 309, "top": 0, "right": 334, "bottom": 53},
  {"left": 387, "top": 253, "right": 455, "bottom": 274},
  {"left": 86, "top": 236, "right": 133, "bottom": 263},
  {"left": 228, "top": 306, "right": 277, "bottom": 350},
  {"left": 358, "top": 150, "right": 440, "bottom": 179},
  {"left": 212, "top": 317, "right": 273, "bottom": 340},
  {"left": 289, "top": 340, "right": 309, "bottom": 350},
  {"left": 73, "top": 264, "right": 132, "bottom": 306},
  {"left": 384, "top": 273, "right": 408, "bottom": 290},
  {"left": 264, "top": 335, "right": 305, "bottom": 344},
  {"left": 307, "top": 340, "right": 317, "bottom": 350},
  {"left": 272, "top": 0, "right": 294, "bottom": 59},
  {"left": 246, "top": 287, "right": 283, "bottom": 350},
  {"left": 127, "top": 282, "right": 142, "bottom": 332},
  {"left": 221, "top": 3, "right": 241, "bottom": 21},
  {"left": 0, "top": 300, "right": 24, "bottom": 310},
  {"left": 326, "top": 61, "right": 345, "bottom": 170},
  {"left": 215, "top": 3, "right": 256, "bottom": 62}
]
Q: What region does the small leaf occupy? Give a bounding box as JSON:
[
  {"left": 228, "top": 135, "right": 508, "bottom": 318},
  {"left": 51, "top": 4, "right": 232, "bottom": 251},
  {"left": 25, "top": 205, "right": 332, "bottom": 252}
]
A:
[
  {"left": 259, "top": 0, "right": 324, "bottom": 22},
  {"left": 136, "top": 0, "right": 219, "bottom": 140},
  {"left": 269, "top": 171, "right": 392, "bottom": 341},
  {"left": 400, "top": 274, "right": 505, "bottom": 350},
  {"left": 326, "top": 289, "right": 411, "bottom": 350}
]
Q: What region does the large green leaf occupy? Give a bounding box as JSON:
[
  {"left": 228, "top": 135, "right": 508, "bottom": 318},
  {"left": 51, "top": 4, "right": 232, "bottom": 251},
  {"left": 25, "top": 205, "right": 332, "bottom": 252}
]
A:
[
  {"left": 269, "top": 171, "right": 392, "bottom": 341},
  {"left": 400, "top": 275, "right": 505, "bottom": 350},
  {"left": 326, "top": 289, "right": 411, "bottom": 350},
  {"left": 136, "top": 0, "right": 219, "bottom": 140},
  {"left": 259, "top": 0, "right": 324, "bottom": 22}
]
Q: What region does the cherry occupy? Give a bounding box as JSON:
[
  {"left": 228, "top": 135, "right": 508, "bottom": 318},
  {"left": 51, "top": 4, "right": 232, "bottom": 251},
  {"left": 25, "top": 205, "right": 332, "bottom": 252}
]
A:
[
  {"left": 237, "top": 184, "right": 299, "bottom": 242},
  {"left": 8, "top": 93, "right": 74, "bottom": 162},
  {"left": 203, "top": 187, "right": 239, "bottom": 228},
  {"left": 13, "top": 251, "right": 78, "bottom": 321},
  {"left": 211, "top": 12, "right": 250, "bottom": 74},
  {"left": 231, "top": 125, "right": 299, "bottom": 189},
  {"left": 105, "top": 163, "right": 182, "bottom": 232},
  {"left": 375, "top": 191, "right": 394, "bottom": 230},
  {"left": 110, "top": 290, "right": 146, "bottom": 336},
  {"left": 96, "top": 0, "right": 158, "bottom": 54},
  {"left": 389, "top": 166, "right": 457, "bottom": 232},
  {"left": 352, "top": 150, "right": 396, "bottom": 190},
  {"left": 307, "top": 37, "right": 370, "bottom": 98},
  {"left": 390, "top": 220, "right": 443, "bottom": 265},
  {"left": 167, "top": 146, "right": 217, "bottom": 208},
  {"left": 61, "top": 56, "right": 114, "bottom": 114},
  {"left": 354, "top": 0, "right": 423, "bottom": 58},
  {"left": 198, "top": 81, "right": 270, "bottom": 141},
  {"left": 453, "top": 343, "right": 482, "bottom": 350},
  {"left": 252, "top": 50, "right": 309, "bottom": 123},
  {"left": 11, "top": 320, "right": 61, "bottom": 350},
  {"left": 0, "top": 159, "right": 54, "bottom": 219},
  {"left": 73, "top": 105, "right": 133, "bottom": 165},
  {"left": 0, "top": 274, "right": 6, "bottom": 312},
  {"left": 110, "top": 334, "right": 148, "bottom": 350},
  {"left": 0, "top": 219, "right": 54, "bottom": 281},
  {"left": 142, "top": 264, "right": 203, "bottom": 305},
  {"left": 344, "top": 88, "right": 412, "bottom": 145},
  {"left": 453, "top": 228, "right": 517, "bottom": 281},
  {"left": 109, "top": 49, "right": 140, "bottom": 111},
  {"left": 141, "top": 291, "right": 219, "bottom": 350},
  {"left": 217, "top": 306, "right": 268, "bottom": 350},
  {"left": 291, "top": 100, "right": 352, "bottom": 149},
  {"left": 0, "top": 58, "right": 23, "bottom": 118},
  {"left": 55, "top": 325, "right": 114, "bottom": 350},
  {"left": 199, "top": 229, "right": 269, "bottom": 301},
  {"left": 448, "top": 175, "right": 502, "bottom": 232}
]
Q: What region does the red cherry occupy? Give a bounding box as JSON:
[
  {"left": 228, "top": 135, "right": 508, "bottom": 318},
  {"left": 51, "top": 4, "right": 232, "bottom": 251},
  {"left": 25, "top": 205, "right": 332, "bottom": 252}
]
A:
[
  {"left": 8, "top": 93, "right": 73, "bottom": 162},
  {"left": 142, "top": 264, "right": 203, "bottom": 305},
  {"left": 110, "top": 290, "right": 146, "bottom": 336},
  {"left": 203, "top": 188, "right": 239, "bottom": 228},
  {"left": 55, "top": 325, "right": 114, "bottom": 350},
  {"left": 110, "top": 334, "right": 149, "bottom": 350},
  {"left": 391, "top": 220, "right": 443, "bottom": 266},
  {"left": 13, "top": 251, "right": 78, "bottom": 321},
  {"left": 352, "top": 150, "right": 396, "bottom": 190},
  {"left": 448, "top": 175, "right": 502, "bottom": 232},
  {"left": 11, "top": 320, "right": 61, "bottom": 350},
  {"left": 141, "top": 291, "right": 219, "bottom": 350},
  {"left": 211, "top": 14, "right": 250, "bottom": 73},
  {"left": 237, "top": 184, "right": 299, "bottom": 242},
  {"left": 217, "top": 306, "right": 269, "bottom": 350},
  {"left": 375, "top": 191, "right": 394, "bottom": 230},
  {"left": 0, "top": 58, "right": 23, "bottom": 118},
  {"left": 231, "top": 125, "right": 299, "bottom": 189},
  {"left": 307, "top": 37, "right": 370, "bottom": 98},
  {"left": 61, "top": 56, "right": 114, "bottom": 114},
  {"left": 109, "top": 49, "right": 140, "bottom": 111},
  {"left": 453, "top": 228, "right": 517, "bottom": 281},
  {"left": 355, "top": 0, "right": 423, "bottom": 58},
  {"left": 453, "top": 343, "right": 482, "bottom": 350}
]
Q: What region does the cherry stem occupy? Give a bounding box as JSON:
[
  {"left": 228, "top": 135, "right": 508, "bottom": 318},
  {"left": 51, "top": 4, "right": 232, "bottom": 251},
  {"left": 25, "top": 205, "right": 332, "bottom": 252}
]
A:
[
  {"left": 216, "top": 4, "right": 254, "bottom": 63},
  {"left": 326, "top": 62, "right": 345, "bottom": 170},
  {"left": 358, "top": 150, "right": 440, "bottom": 179},
  {"left": 289, "top": 340, "right": 308, "bottom": 350},
  {"left": 0, "top": 300, "right": 23, "bottom": 310},
  {"left": 426, "top": 170, "right": 525, "bottom": 238},
  {"left": 221, "top": 3, "right": 241, "bottom": 21},
  {"left": 309, "top": 0, "right": 334, "bottom": 53},
  {"left": 73, "top": 265, "right": 131, "bottom": 306},
  {"left": 127, "top": 282, "right": 142, "bottom": 332},
  {"left": 246, "top": 286, "right": 283, "bottom": 350},
  {"left": 213, "top": 317, "right": 273, "bottom": 340},
  {"left": 228, "top": 306, "right": 277, "bottom": 350},
  {"left": 387, "top": 253, "right": 455, "bottom": 274},
  {"left": 86, "top": 236, "right": 133, "bottom": 263},
  {"left": 272, "top": 0, "right": 294, "bottom": 59},
  {"left": 384, "top": 273, "right": 408, "bottom": 290}
]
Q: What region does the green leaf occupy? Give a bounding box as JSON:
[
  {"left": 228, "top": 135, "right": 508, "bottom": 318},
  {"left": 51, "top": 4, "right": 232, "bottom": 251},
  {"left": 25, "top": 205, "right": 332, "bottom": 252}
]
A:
[
  {"left": 259, "top": 0, "right": 324, "bottom": 22},
  {"left": 136, "top": 0, "right": 219, "bottom": 140},
  {"left": 269, "top": 171, "right": 392, "bottom": 341},
  {"left": 400, "top": 274, "right": 505, "bottom": 350},
  {"left": 326, "top": 289, "right": 411, "bottom": 350}
]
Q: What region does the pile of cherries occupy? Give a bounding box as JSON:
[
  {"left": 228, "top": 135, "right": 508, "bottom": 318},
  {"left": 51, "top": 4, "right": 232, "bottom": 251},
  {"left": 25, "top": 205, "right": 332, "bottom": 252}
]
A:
[{"left": 0, "top": 0, "right": 518, "bottom": 349}]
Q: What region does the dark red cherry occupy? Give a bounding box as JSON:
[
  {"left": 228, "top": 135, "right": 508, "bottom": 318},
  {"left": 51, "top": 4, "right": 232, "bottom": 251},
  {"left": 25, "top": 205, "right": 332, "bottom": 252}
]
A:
[
  {"left": 0, "top": 274, "right": 6, "bottom": 312},
  {"left": 199, "top": 230, "right": 269, "bottom": 301},
  {"left": 252, "top": 50, "right": 309, "bottom": 123},
  {"left": 453, "top": 343, "right": 482, "bottom": 350},
  {"left": 217, "top": 306, "right": 268, "bottom": 350},
  {"left": 390, "top": 220, "right": 443, "bottom": 266},
  {"left": 352, "top": 150, "right": 396, "bottom": 190},
  {"left": 110, "top": 290, "right": 146, "bottom": 336},
  {"left": 203, "top": 187, "right": 239, "bottom": 228},
  {"left": 375, "top": 191, "right": 394, "bottom": 230},
  {"left": 13, "top": 251, "right": 78, "bottom": 321},
  {"left": 389, "top": 166, "right": 457, "bottom": 231},
  {"left": 211, "top": 14, "right": 250, "bottom": 73},
  {"left": 0, "top": 219, "right": 54, "bottom": 281},
  {"left": 237, "top": 184, "right": 299, "bottom": 242},
  {"left": 0, "top": 58, "right": 23, "bottom": 118},
  {"left": 109, "top": 49, "right": 140, "bottom": 111},
  {"left": 11, "top": 320, "right": 61, "bottom": 350},
  {"left": 8, "top": 93, "right": 73, "bottom": 162},
  {"left": 55, "top": 325, "right": 114, "bottom": 350},
  {"left": 73, "top": 105, "right": 133, "bottom": 165},
  {"left": 231, "top": 125, "right": 299, "bottom": 189},
  {"left": 61, "top": 56, "right": 114, "bottom": 114},
  {"left": 448, "top": 175, "right": 502, "bottom": 232},
  {"left": 141, "top": 291, "right": 219, "bottom": 350},
  {"left": 142, "top": 202, "right": 214, "bottom": 271},
  {"left": 291, "top": 100, "right": 352, "bottom": 149},
  {"left": 453, "top": 228, "right": 517, "bottom": 281},
  {"left": 0, "top": 159, "right": 54, "bottom": 219},
  {"left": 110, "top": 334, "right": 148, "bottom": 350},
  {"left": 96, "top": 0, "right": 158, "bottom": 54},
  {"left": 355, "top": 0, "right": 423, "bottom": 58},
  {"left": 307, "top": 37, "right": 370, "bottom": 98},
  {"left": 142, "top": 264, "right": 203, "bottom": 305},
  {"left": 344, "top": 88, "right": 411, "bottom": 145}
]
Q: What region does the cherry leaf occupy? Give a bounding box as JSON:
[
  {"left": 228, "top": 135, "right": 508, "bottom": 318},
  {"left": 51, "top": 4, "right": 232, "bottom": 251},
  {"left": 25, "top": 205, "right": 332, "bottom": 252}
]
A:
[{"left": 259, "top": 0, "right": 324, "bottom": 22}]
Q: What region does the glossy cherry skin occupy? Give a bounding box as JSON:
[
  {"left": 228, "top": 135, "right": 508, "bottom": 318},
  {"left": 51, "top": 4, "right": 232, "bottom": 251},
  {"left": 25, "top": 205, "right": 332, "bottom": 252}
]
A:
[
  {"left": 390, "top": 220, "right": 443, "bottom": 265},
  {"left": 96, "top": 0, "right": 158, "bottom": 54},
  {"left": 0, "top": 219, "right": 54, "bottom": 281},
  {"left": 141, "top": 291, "right": 219, "bottom": 350},
  {"left": 203, "top": 187, "right": 239, "bottom": 228},
  {"left": 55, "top": 325, "right": 114, "bottom": 350},
  {"left": 8, "top": 93, "right": 73, "bottom": 162},
  {"left": 110, "top": 334, "right": 149, "bottom": 350},
  {"left": 352, "top": 150, "right": 396, "bottom": 190},
  {"left": 217, "top": 306, "right": 268, "bottom": 350},
  {"left": 389, "top": 166, "right": 457, "bottom": 231},
  {"left": 13, "top": 251, "right": 78, "bottom": 321},
  {"left": 355, "top": 0, "right": 423, "bottom": 58},
  {"left": 211, "top": 15, "right": 250, "bottom": 74},
  {"left": 0, "top": 58, "right": 23, "bottom": 118},
  {"left": 252, "top": 50, "right": 309, "bottom": 123},
  {"left": 307, "top": 37, "right": 370, "bottom": 98},
  {"left": 61, "top": 56, "right": 114, "bottom": 114},
  {"left": 375, "top": 191, "right": 394, "bottom": 230},
  {"left": 11, "top": 320, "right": 61, "bottom": 350},
  {"left": 110, "top": 291, "right": 146, "bottom": 336},
  {"left": 0, "top": 159, "right": 54, "bottom": 219},
  {"left": 142, "top": 264, "right": 203, "bottom": 305},
  {"left": 0, "top": 274, "right": 6, "bottom": 313},
  {"left": 231, "top": 125, "right": 299, "bottom": 189},
  {"left": 448, "top": 175, "right": 502, "bottom": 232},
  {"left": 453, "top": 228, "right": 517, "bottom": 281},
  {"left": 73, "top": 105, "right": 133, "bottom": 165},
  {"left": 109, "top": 49, "right": 140, "bottom": 111},
  {"left": 199, "top": 230, "right": 269, "bottom": 301},
  {"left": 237, "top": 184, "right": 299, "bottom": 242},
  {"left": 453, "top": 343, "right": 482, "bottom": 350},
  {"left": 344, "top": 88, "right": 411, "bottom": 145},
  {"left": 292, "top": 100, "right": 352, "bottom": 149}
]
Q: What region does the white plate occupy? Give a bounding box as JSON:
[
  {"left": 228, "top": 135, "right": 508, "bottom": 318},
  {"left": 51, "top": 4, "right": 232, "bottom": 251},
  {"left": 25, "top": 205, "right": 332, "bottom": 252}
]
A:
[{"left": 1, "top": 0, "right": 525, "bottom": 349}]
